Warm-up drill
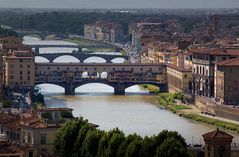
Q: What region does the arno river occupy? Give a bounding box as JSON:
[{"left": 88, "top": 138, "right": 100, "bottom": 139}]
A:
[{"left": 24, "top": 36, "right": 239, "bottom": 144}]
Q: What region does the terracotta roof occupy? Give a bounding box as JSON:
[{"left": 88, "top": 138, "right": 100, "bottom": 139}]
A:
[
  {"left": 0, "top": 114, "right": 18, "bottom": 124},
  {"left": 217, "top": 57, "right": 239, "bottom": 66},
  {"left": 190, "top": 48, "right": 231, "bottom": 56},
  {"left": 5, "top": 119, "right": 21, "bottom": 130},
  {"left": 226, "top": 49, "right": 239, "bottom": 56},
  {"left": 202, "top": 128, "right": 233, "bottom": 139},
  {"left": 20, "top": 116, "right": 47, "bottom": 129}
]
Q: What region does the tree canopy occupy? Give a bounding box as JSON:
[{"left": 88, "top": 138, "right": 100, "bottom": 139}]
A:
[{"left": 54, "top": 118, "right": 189, "bottom": 157}]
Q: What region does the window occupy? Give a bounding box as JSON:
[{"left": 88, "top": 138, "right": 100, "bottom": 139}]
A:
[
  {"left": 40, "top": 133, "right": 47, "bottom": 145},
  {"left": 27, "top": 65, "right": 30, "bottom": 68},
  {"left": 19, "top": 59, "right": 23, "bottom": 62},
  {"left": 28, "top": 151, "right": 33, "bottom": 157},
  {"left": 184, "top": 74, "right": 187, "bottom": 78},
  {"left": 20, "top": 65, "right": 23, "bottom": 68},
  {"left": 20, "top": 71, "right": 22, "bottom": 75},
  {"left": 27, "top": 133, "right": 32, "bottom": 144},
  {"left": 10, "top": 75, "right": 14, "bottom": 80},
  {"left": 20, "top": 76, "right": 22, "bottom": 80},
  {"left": 10, "top": 70, "right": 14, "bottom": 75},
  {"left": 27, "top": 76, "right": 30, "bottom": 80},
  {"left": 27, "top": 71, "right": 30, "bottom": 75},
  {"left": 10, "top": 64, "right": 14, "bottom": 69}
]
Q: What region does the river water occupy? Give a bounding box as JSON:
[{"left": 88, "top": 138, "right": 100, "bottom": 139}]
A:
[{"left": 24, "top": 36, "right": 239, "bottom": 144}]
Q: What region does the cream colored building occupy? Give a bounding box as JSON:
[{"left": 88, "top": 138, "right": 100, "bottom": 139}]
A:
[
  {"left": 0, "top": 36, "right": 30, "bottom": 54},
  {"left": 216, "top": 57, "right": 239, "bottom": 105},
  {"left": 167, "top": 64, "right": 192, "bottom": 93},
  {"left": 3, "top": 50, "right": 35, "bottom": 90}
]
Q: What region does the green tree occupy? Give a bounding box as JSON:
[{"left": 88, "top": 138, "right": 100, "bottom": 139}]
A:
[
  {"left": 53, "top": 117, "right": 89, "bottom": 157},
  {"left": 81, "top": 130, "right": 102, "bottom": 157},
  {"left": 97, "top": 133, "right": 109, "bottom": 157},
  {"left": 125, "top": 136, "right": 142, "bottom": 157},
  {"left": 73, "top": 124, "right": 95, "bottom": 157},
  {"left": 105, "top": 128, "right": 125, "bottom": 157},
  {"left": 155, "top": 137, "right": 189, "bottom": 157}
]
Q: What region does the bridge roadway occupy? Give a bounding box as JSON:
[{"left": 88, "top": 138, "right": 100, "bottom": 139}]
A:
[
  {"left": 35, "top": 63, "right": 168, "bottom": 95},
  {"left": 35, "top": 52, "right": 129, "bottom": 63}
]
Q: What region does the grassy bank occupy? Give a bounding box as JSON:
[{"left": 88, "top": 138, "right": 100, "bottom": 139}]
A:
[
  {"left": 65, "top": 38, "right": 115, "bottom": 52},
  {"left": 140, "top": 84, "right": 160, "bottom": 93},
  {"left": 181, "top": 114, "right": 239, "bottom": 134},
  {"left": 154, "top": 92, "right": 239, "bottom": 134}
]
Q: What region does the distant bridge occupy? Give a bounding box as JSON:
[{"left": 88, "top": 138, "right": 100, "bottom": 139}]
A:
[
  {"left": 35, "top": 63, "right": 168, "bottom": 95},
  {"left": 26, "top": 43, "right": 121, "bottom": 54},
  {"left": 35, "top": 52, "right": 129, "bottom": 63}
]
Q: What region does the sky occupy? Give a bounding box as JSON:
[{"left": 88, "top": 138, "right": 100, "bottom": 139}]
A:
[{"left": 0, "top": 0, "right": 239, "bottom": 9}]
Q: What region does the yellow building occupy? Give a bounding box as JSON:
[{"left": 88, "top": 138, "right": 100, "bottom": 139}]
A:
[
  {"left": 3, "top": 50, "right": 35, "bottom": 90},
  {"left": 216, "top": 57, "right": 239, "bottom": 105},
  {"left": 20, "top": 116, "right": 59, "bottom": 157},
  {"left": 167, "top": 64, "right": 192, "bottom": 93},
  {"left": 0, "top": 36, "right": 29, "bottom": 54}
]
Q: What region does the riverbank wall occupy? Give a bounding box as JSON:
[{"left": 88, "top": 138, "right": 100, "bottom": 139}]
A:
[{"left": 195, "top": 97, "right": 239, "bottom": 121}]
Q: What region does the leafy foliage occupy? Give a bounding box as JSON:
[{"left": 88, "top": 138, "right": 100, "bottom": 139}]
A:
[
  {"left": 54, "top": 118, "right": 189, "bottom": 157},
  {"left": 0, "top": 27, "right": 18, "bottom": 37}
]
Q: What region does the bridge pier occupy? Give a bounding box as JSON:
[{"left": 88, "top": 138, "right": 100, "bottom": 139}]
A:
[
  {"left": 78, "top": 48, "right": 82, "bottom": 53},
  {"left": 114, "top": 84, "right": 125, "bottom": 95},
  {"left": 65, "top": 83, "right": 75, "bottom": 95},
  {"left": 35, "top": 47, "right": 40, "bottom": 54}
]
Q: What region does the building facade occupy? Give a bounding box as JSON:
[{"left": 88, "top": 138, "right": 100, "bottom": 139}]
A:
[
  {"left": 203, "top": 128, "right": 233, "bottom": 157},
  {"left": 167, "top": 64, "right": 192, "bottom": 93},
  {"left": 84, "top": 21, "right": 123, "bottom": 43},
  {"left": 191, "top": 48, "right": 233, "bottom": 97},
  {"left": 216, "top": 57, "right": 239, "bottom": 105},
  {"left": 3, "top": 50, "right": 35, "bottom": 91}
]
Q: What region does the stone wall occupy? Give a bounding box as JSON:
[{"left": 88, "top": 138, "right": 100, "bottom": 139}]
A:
[{"left": 195, "top": 97, "right": 239, "bottom": 121}]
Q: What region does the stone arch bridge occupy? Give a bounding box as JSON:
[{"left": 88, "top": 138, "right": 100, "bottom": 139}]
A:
[
  {"left": 35, "top": 63, "right": 168, "bottom": 95},
  {"left": 35, "top": 52, "right": 128, "bottom": 63}
]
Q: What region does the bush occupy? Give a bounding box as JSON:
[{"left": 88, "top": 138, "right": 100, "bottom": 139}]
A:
[
  {"left": 173, "top": 92, "right": 184, "bottom": 100},
  {"left": 0, "top": 99, "right": 11, "bottom": 108}
]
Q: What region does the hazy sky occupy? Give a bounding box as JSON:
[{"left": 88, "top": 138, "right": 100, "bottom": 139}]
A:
[{"left": 0, "top": 0, "right": 239, "bottom": 9}]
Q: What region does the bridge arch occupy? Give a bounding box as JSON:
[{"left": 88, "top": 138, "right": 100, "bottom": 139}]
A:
[
  {"left": 53, "top": 55, "right": 81, "bottom": 63},
  {"left": 111, "top": 57, "right": 126, "bottom": 63},
  {"left": 35, "top": 83, "right": 65, "bottom": 94},
  {"left": 100, "top": 72, "right": 108, "bottom": 79},
  {"left": 35, "top": 56, "right": 50, "bottom": 63},
  {"left": 75, "top": 83, "right": 114, "bottom": 93},
  {"left": 82, "top": 71, "right": 89, "bottom": 78},
  {"left": 83, "top": 56, "right": 107, "bottom": 63}
]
